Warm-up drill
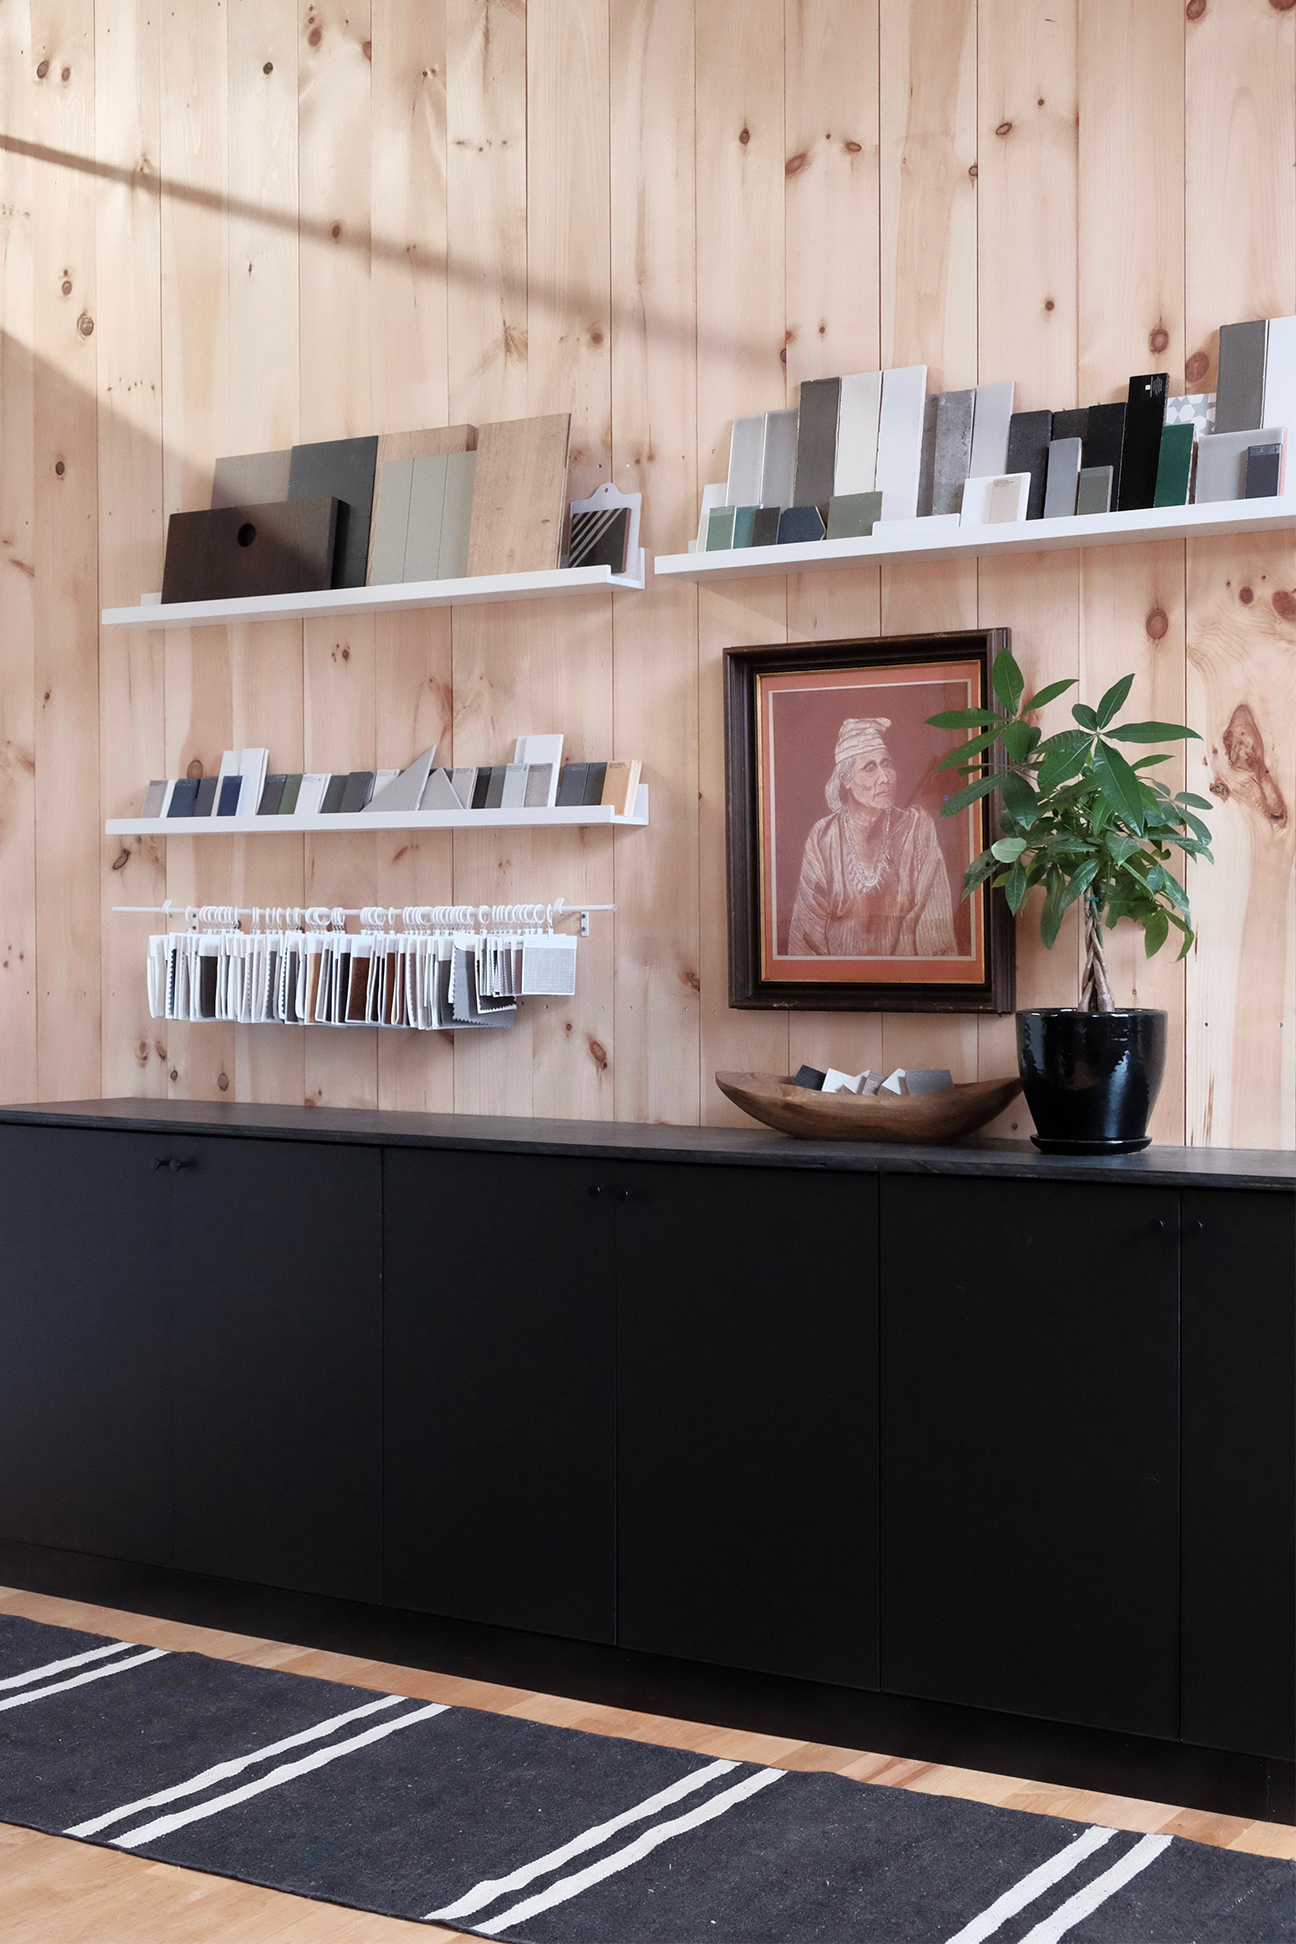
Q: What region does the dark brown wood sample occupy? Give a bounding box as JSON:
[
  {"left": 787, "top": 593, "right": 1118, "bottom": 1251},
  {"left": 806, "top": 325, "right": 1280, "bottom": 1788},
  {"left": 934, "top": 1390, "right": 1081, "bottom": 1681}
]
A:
[
  {"left": 466, "top": 415, "right": 571, "bottom": 576},
  {"left": 160, "top": 499, "right": 338, "bottom": 605},
  {"left": 287, "top": 436, "right": 380, "bottom": 588}
]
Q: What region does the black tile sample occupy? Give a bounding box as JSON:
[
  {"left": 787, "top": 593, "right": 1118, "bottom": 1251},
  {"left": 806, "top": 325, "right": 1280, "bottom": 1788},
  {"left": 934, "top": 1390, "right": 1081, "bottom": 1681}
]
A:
[
  {"left": 193, "top": 776, "right": 218, "bottom": 817},
  {"left": 1052, "top": 408, "right": 1090, "bottom": 446},
  {"left": 1005, "top": 411, "right": 1053, "bottom": 520},
  {"left": 1214, "top": 320, "right": 1268, "bottom": 435},
  {"left": 160, "top": 499, "right": 338, "bottom": 605},
  {"left": 555, "top": 764, "right": 589, "bottom": 807},
  {"left": 257, "top": 775, "right": 287, "bottom": 816},
  {"left": 582, "top": 762, "right": 608, "bottom": 806},
  {"left": 792, "top": 1065, "right": 826, "bottom": 1090},
  {"left": 167, "top": 778, "right": 200, "bottom": 817},
  {"left": 751, "top": 507, "right": 781, "bottom": 546},
  {"left": 1082, "top": 404, "right": 1126, "bottom": 509},
  {"left": 777, "top": 505, "right": 827, "bottom": 544},
  {"left": 471, "top": 769, "right": 492, "bottom": 810},
  {"left": 792, "top": 378, "right": 841, "bottom": 511},
  {"left": 287, "top": 436, "right": 380, "bottom": 589},
  {"left": 320, "top": 775, "right": 347, "bottom": 815},
  {"left": 338, "top": 772, "right": 375, "bottom": 815},
  {"left": 1117, "top": 373, "right": 1169, "bottom": 511},
  {"left": 1245, "top": 441, "right": 1283, "bottom": 498}
]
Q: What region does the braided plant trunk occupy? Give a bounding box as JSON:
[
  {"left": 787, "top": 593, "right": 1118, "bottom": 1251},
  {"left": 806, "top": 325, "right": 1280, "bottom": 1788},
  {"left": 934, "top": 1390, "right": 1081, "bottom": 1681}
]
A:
[{"left": 1080, "top": 896, "right": 1115, "bottom": 1014}]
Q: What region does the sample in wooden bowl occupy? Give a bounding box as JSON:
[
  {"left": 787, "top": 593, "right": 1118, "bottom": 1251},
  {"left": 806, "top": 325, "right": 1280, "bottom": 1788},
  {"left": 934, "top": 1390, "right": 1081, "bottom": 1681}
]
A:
[{"left": 715, "top": 1071, "right": 1023, "bottom": 1144}]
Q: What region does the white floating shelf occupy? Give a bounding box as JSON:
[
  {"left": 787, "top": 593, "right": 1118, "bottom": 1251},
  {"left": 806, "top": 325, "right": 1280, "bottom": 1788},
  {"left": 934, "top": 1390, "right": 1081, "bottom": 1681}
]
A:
[
  {"left": 101, "top": 552, "right": 647, "bottom": 630},
  {"left": 655, "top": 498, "right": 1296, "bottom": 583},
  {"left": 106, "top": 789, "right": 650, "bottom": 838}
]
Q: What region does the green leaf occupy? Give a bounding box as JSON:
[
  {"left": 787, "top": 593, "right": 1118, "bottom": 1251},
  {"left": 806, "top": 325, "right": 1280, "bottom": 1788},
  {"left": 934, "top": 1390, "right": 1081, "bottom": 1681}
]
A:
[
  {"left": 936, "top": 727, "right": 1002, "bottom": 773},
  {"left": 1096, "top": 674, "right": 1135, "bottom": 726},
  {"left": 1021, "top": 677, "right": 1076, "bottom": 713},
  {"left": 992, "top": 647, "right": 1025, "bottom": 715},
  {"left": 926, "top": 707, "right": 1003, "bottom": 730},
  {"left": 1039, "top": 874, "right": 1067, "bottom": 949},
  {"left": 938, "top": 770, "right": 1002, "bottom": 818},
  {"left": 1131, "top": 753, "right": 1173, "bottom": 769},
  {"left": 962, "top": 851, "right": 999, "bottom": 895},
  {"left": 1000, "top": 770, "right": 1038, "bottom": 825},
  {"left": 1143, "top": 910, "right": 1170, "bottom": 957},
  {"left": 1174, "top": 792, "right": 1215, "bottom": 811},
  {"left": 991, "top": 837, "right": 1027, "bottom": 862},
  {"left": 1004, "top": 861, "right": 1029, "bottom": 913},
  {"left": 1159, "top": 872, "right": 1191, "bottom": 915},
  {"left": 1092, "top": 739, "right": 1147, "bottom": 831},
  {"left": 1003, "top": 719, "right": 1035, "bottom": 763},
  {"left": 1176, "top": 926, "right": 1195, "bottom": 962},
  {"left": 1105, "top": 720, "right": 1202, "bottom": 743},
  {"left": 1105, "top": 832, "right": 1140, "bottom": 865},
  {"left": 1181, "top": 810, "right": 1212, "bottom": 846},
  {"left": 1072, "top": 702, "right": 1100, "bottom": 731},
  {"left": 1058, "top": 858, "right": 1101, "bottom": 911}
]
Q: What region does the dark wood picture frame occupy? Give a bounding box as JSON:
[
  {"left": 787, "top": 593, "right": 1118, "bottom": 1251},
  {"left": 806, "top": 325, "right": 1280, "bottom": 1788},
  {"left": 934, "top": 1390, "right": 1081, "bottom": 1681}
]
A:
[{"left": 724, "top": 630, "right": 1016, "bottom": 1014}]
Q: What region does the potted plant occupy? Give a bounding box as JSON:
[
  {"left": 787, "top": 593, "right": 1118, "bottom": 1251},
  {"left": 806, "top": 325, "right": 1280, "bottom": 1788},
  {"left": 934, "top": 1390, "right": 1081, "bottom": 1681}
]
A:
[{"left": 927, "top": 647, "right": 1213, "bottom": 1153}]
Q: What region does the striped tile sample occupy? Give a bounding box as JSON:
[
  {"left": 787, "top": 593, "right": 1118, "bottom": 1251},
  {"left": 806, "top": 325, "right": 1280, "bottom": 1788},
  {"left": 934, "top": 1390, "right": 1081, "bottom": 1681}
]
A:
[{"left": 568, "top": 505, "right": 629, "bottom": 572}]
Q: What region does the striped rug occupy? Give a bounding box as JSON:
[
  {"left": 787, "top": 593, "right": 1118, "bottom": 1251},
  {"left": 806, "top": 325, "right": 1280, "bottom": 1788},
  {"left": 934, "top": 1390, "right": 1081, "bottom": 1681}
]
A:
[{"left": 0, "top": 1613, "right": 1289, "bottom": 1941}]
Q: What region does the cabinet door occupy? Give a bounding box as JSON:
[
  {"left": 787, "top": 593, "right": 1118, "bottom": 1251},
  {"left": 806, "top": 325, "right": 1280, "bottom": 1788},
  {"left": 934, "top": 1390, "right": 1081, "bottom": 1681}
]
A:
[
  {"left": 617, "top": 1163, "right": 879, "bottom": 1688},
  {"left": 171, "top": 1137, "right": 381, "bottom": 1601},
  {"left": 1182, "top": 1188, "right": 1295, "bottom": 1759},
  {"left": 0, "top": 1125, "right": 172, "bottom": 1563},
  {"left": 880, "top": 1176, "right": 1179, "bottom": 1738},
  {"left": 383, "top": 1148, "right": 616, "bottom": 1641}
]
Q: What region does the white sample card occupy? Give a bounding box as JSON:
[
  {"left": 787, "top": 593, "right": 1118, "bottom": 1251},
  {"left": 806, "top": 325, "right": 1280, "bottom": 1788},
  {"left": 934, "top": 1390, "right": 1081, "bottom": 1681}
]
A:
[{"left": 875, "top": 365, "right": 928, "bottom": 520}]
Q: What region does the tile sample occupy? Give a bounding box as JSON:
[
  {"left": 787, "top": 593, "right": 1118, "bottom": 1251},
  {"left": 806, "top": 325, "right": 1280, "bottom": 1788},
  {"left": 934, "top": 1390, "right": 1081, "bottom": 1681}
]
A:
[
  {"left": 366, "top": 747, "right": 438, "bottom": 813},
  {"left": 167, "top": 778, "right": 199, "bottom": 817},
  {"left": 960, "top": 474, "right": 1031, "bottom": 525},
  {"left": 875, "top": 365, "right": 928, "bottom": 519},
  {"left": 421, "top": 769, "right": 464, "bottom": 811},
  {"left": 777, "top": 505, "right": 826, "bottom": 543},
  {"left": 1043, "top": 438, "right": 1082, "bottom": 518},
  {"left": 295, "top": 775, "right": 329, "bottom": 817},
  {"left": 437, "top": 451, "right": 476, "bottom": 578},
  {"left": 474, "top": 769, "right": 497, "bottom": 809},
  {"left": 759, "top": 409, "right": 799, "bottom": 508},
  {"left": 751, "top": 506, "right": 781, "bottom": 545},
  {"left": 726, "top": 415, "right": 766, "bottom": 507},
  {"left": 465, "top": 413, "right": 570, "bottom": 575},
  {"left": 1117, "top": 373, "right": 1169, "bottom": 511},
  {"left": 1245, "top": 439, "right": 1284, "bottom": 498},
  {"left": 449, "top": 768, "right": 478, "bottom": 808},
  {"left": 1214, "top": 320, "right": 1268, "bottom": 434},
  {"left": 1076, "top": 467, "right": 1113, "bottom": 515},
  {"left": 1152, "top": 425, "right": 1194, "bottom": 507},
  {"left": 1051, "top": 407, "right": 1089, "bottom": 446},
  {"left": 568, "top": 504, "right": 629, "bottom": 571},
  {"left": 932, "top": 390, "right": 976, "bottom": 516},
  {"left": 141, "top": 779, "right": 167, "bottom": 818},
  {"left": 160, "top": 499, "right": 338, "bottom": 604},
  {"left": 693, "top": 483, "right": 727, "bottom": 550},
  {"left": 826, "top": 491, "right": 882, "bottom": 539},
  {"left": 730, "top": 506, "right": 758, "bottom": 548},
  {"left": 499, "top": 763, "right": 529, "bottom": 808},
  {"left": 1260, "top": 315, "right": 1296, "bottom": 466},
  {"left": 402, "top": 455, "right": 450, "bottom": 582},
  {"left": 793, "top": 378, "right": 841, "bottom": 510},
  {"left": 1196, "top": 427, "right": 1285, "bottom": 502},
  {"left": 257, "top": 775, "right": 287, "bottom": 816},
  {"left": 338, "top": 772, "right": 375, "bottom": 814},
  {"left": 192, "top": 776, "right": 217, "bottom": 817},
  {"left": 217, "top": 776, "right": 244, "bottom": 816},
  {"left": 1005, "top": 411, "right": 1053, "bottom": 519},
  {"left": 916, "top": 396, "right": 939, "bottom": 518},
  {"left": 582, "top": 762, "right": 608, "bottom": 806},
  {"left": 365, "top": 427, "right": 475, "bottom": 582},
  {"left": 287, "top": 436, "right": 379, "bottom": 588},
  {"left": 706, "top": 506, "right": 737, "bottom": 550},
  {"left": 555, "top": 764, "right": 588, "bottom": 807},
  {"left": 835, "top": 373, "right": 882, "bottom": 494},
  {"left": 367, "top": 458, "right": 415, "bottom": 584},
  {"left": 320, "top": 775, "right": 348, "bottom": 814},
  {"left": 523, "top": 764, "right": 554, "bottom": 808},
  {"left": 968, "top": 381, "right": 1015, "bottom": 480},
  {"left": 1165, "top": 393, "right": 1216, "bottom": 436},
  {"left": 278, "top": 775, "right": 303, "bottom": 815},
  {"left": 1082, "top": 404, "right": 1126, "bottom": 508},
  {"left": 211, "top": 448, "right": 291, "bottom": 509}
]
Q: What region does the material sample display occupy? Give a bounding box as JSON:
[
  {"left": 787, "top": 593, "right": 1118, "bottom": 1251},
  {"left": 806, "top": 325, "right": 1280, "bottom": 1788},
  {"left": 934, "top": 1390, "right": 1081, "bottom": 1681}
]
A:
[
  {"left": 287, "top": 436, "right": 379, "bottom": 589},
  {"left": 160, "top": 499, "right": 338, "bottom": 604},
  {"left": 466, "top": 414, "right": 571, "bottom": 576},
  {"left": 1082, "top": 404, "right": 1126, "bottom": 508},
  {"left": 826, "top": 492, "right": 882, "bottom": 539},
  {"left": 1117, "top": 373, "right": 1169, "bottom": 511},
  {"left": 752, "top": 506, "right": 781, "bottom": 545},
  {"left": 1043, "top": 438, "right": 1082, "bottom": 518},
  {"left": 968, "top": 381, "right": 1015, "bottom": 479},
  {"left": 1260, "top": 315, "right": 1296, "bottom": 466},
  {"left": 1005, "top": 411, "right": 1053, "bottom": 519},
  {"left": 931, "top": 390, "right": 976, "bottom": 517},
  {"left": 1214, "top": 319, "right": 1268, "bottom": 434},
  {"left": 793, "top": 378, "right": 841, "bottom": 510},
  {"left": 726, "top": 415, "right": 766, "bottom": 507},
  {"left": 568, "top": 504, "right": 629, "bottom": 572},
  {"left": 211, "top": 449, "right": 292, "bottom": 510},
  {"left": 1076, "top": 465, "right": 1113, "bottom": 515},
  {"left": 875, "top": 364, "right": 927, "bottom": 519},
  {"left": 760, "top": 409, "right": 799, "bottom": 508},
  {"left": 777, "top": 505, "right": 826, "bottom": 543},
  {"left": 1152, "top": 426, "right": 1194, "bottom": 507},
  {"left": 834, "top": 373, "right": 882, "bottom": 494},
  {"left": 1245, "top": 441, "right": 1284, "bottom": 498},
  {"left": 960, "top": 474, "right": 1031, "bottom": 525},
  {"left": 1195, "top": 427, "right": 1285, "bottom": 503},
  {"left": 365, "top": 748, "right": 439, "bottom": 814},
  {"left": 707, "top": 507, "right": 737, "bottom": 550}
]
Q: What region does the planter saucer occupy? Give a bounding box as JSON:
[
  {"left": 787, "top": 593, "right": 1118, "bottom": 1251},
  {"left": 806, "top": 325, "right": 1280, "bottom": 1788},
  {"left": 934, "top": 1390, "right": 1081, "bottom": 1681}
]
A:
[{"left": 1030, "top": 1135, "right": 1152, "bottom": 1156}]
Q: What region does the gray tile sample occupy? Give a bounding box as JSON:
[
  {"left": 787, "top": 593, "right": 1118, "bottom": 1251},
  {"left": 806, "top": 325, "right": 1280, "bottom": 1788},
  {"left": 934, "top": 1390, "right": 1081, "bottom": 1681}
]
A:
[
  {"left": 142, "top": 780, "right": 167, "bottom": 818},
  {"left": 193, "top": 775, "right": 218, "bottom": 817},
  {"left": 968, "top": 381, "right": 1015, "bottom": 479},
  {"left": 1195, "top": 427, "right": 1284, "bottom": 502},
  {"left": 1165, "top": 393, "right": 1216, "bottom": 435},
  {"left": 368, "top": 458, "right": 415, "bottom": 584},
  {"left": 523, "top": 764, "right": 553, "bottom": 808},
  {"left": 287, "top": 434, "right": 379, "bottom": 589},
  {"left": 1245, "top": 439, "right": 1283, "bottom": 498},
  {"left": 257, "top": 775, "right": 286, "bottom": 816},
  {"left": 499, "top": 763, "right": 528, "bottom": 808},
  {"left": 1118, "top": 372, "right": 1169, "bottom": 511},
  {"left": 793, "top": 378, "right": 841, "bottom": 510},
  {"left": 706, "top": 506, "right": 737, "bottom": 550},
  {"left": 751, "top": 506, "right": 781, "bottom": 545},
  {"left": 338, "top": 771, "right": 375, "bottom": 814},
  {"left": 826, "top": 491, "right": 882, "bottom": 539},
  {"left": 875, "top": 364, "right": 928, "bottom": 519},
  {"left": 1006, "top": 411, "right": 1053, "bottom": 519},
  {"left": 421, "top": 768, "right": 465, "bottom": 811},
  {"left": 835, "top": 372, "right": 882, "bottom": 494},
  {"left": 726, "top": 415, "right": 766, "bottom": 507},
  {"left": 1043, "top": 438, "right": 1082, "bottom": 518},
  {"left": 1214, "top": 320, "right": 1268, "bottom": 434},
  {"left": 403, "top": 455, "right": 449, "bottom": 581},
  {"left": 916, "top": 396, "right": 939, "bottom": 518},
  {"left": 1082, "top": 405, "right": 1125, "bottom": 507},
  {"left": 582, "top": 762, "right": 608, "bottom": 805},
  {"left": 320, "top": 775, "right": 347, "bottom": 814},
  {"left": 211, "top": 448, "right": 292, "bottom": 510},
  {"left": 167, "top": 778, "right": 199, "bottom": 817},
  {"left": 567, "top": 504, "right": 628, "bottom": 571},
  {"left": 438, "top": 450, "right": 476, "bottom": 578},
  {"left": 1076, "top": 466, "right": 1113, "bottom": 515},
  {"left": 777, "top": 505, "right": 826, "bottom": 544},
  {"left": 555, "top": 764, "right": 588, "bottom": 807},
  {"left": 483, "top": 766, "right": 507, "bottom": 809},
  {"left": 449, "top": 767, "right": 478, "bottom": 808},
  {"left": 932, "top": 390, "right": 976, "bottom": 516},
  {"left": 366, "top": 747, "right": 438, "bottom": 813},
  {"left": 759, "top": 409, "right": 799, "bottom": 508}
]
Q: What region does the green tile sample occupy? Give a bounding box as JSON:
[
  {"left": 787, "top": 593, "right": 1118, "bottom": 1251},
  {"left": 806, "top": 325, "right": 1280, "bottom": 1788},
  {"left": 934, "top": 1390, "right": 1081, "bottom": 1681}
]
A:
[
  {"left": 1152, "top": 424, "right": 1194, "bottom": 507},
  {"left": 826, "top": 491, "right": 883, "bottom": 539},
  {"left": 706, "top": 506, "right": 737, "bottom": 550},
  {"left": 731, "top": 505, "right": 758, "bottom": 548}
]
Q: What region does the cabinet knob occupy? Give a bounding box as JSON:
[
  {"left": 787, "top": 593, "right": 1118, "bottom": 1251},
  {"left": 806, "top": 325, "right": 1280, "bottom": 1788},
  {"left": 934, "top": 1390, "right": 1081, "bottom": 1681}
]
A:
[
  {"left": 589, "top": 1183, "right": 607, "bottom": 1198},
  {"left": 169, "top": 1158, "right": 191, "bottom": 1172},
  {"left": 152, "top": 1156, "right": 168, "bottom": 1169},
  {"left": 1190, "top": 1218, "right": 1204, "bottom": 1232}
]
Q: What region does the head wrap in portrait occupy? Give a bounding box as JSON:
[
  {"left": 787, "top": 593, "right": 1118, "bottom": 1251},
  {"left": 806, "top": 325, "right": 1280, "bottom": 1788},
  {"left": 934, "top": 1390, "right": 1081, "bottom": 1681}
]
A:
[{"left": 827, "top": 717, "right": 893, "bottom": 811}]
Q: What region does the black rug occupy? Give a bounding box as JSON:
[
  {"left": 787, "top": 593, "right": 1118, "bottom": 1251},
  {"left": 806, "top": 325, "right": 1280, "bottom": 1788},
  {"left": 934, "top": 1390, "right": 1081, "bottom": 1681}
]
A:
[{"left": 0, "top": 1613, "right": 1290, "bottom": 1941}]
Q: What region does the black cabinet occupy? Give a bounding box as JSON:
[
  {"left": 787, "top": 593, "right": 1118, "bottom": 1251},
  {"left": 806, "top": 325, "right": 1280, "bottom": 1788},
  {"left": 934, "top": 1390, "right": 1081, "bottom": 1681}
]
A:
[
  {"left": 383, "top": 1148, "right": 616, "bottom": 1641},
  {"left": 617, "top": 1162, "right": 879, "bottom": 1689},
  {"left": 0, "top": 1125, "right": 172, "bottom": 1565},
  {"left": 1181, "top": 1188, "right": 1296, "bottom": 1760},
  {"left": 170, "top": 1136, "right": 382, "bottom": 1601},
  {"left": 879, "top": 1176, "right": 1180, "bottom": 1738}
]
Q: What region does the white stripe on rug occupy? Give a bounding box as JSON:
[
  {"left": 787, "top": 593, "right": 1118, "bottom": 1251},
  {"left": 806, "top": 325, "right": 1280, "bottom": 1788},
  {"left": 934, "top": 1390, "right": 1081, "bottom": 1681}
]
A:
[
  {"left": 472, "top": 1767, "right": 786, "bottom": 1935},
  {"left": 1015, "top": 1833, "right": 1173, "bottom": 1942},
  {"left": 0, "top": 1641, "right": 136, "bottom": 1691},
  {"left": 425, "top": 1758, "right": 740, "bottom": 1922},
  {"left": 67, "top": 1693, "right": 410, "bottom": 1837},
  {"left": 111, "top": 1701, "right": 449, "bottom": 1850},
  {"left": 942, "top": 1826, "right": 1119, "bottom": 1942},
  {"left": 0, "top": 1648, "right": 167, "bottom": 1713}
]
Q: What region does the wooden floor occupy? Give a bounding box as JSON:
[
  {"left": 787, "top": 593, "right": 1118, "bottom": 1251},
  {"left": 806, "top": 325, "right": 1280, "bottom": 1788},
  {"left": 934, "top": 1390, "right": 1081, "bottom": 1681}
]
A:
[{"left": 1, "top": 1587, "right": 1291, "bottom": 1942}]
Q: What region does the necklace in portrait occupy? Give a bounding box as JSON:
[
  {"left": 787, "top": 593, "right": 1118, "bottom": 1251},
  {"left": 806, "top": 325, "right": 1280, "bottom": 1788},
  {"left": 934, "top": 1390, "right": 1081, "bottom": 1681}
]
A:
[{"left": 843, "top": 807, "right": 896, "bottom": 898}]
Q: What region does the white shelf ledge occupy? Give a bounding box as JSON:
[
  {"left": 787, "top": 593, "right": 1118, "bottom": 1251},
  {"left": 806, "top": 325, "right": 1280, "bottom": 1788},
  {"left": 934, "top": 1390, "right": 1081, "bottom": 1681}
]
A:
[
  {"left": 106, "top": 790, "right": 650, "bottom": 838},
  {"left": 101, "top": 552, "right": 647, "bottom": 630},
  {"left": 655, "top": 498, "right": 1296, "bottom": 582}
]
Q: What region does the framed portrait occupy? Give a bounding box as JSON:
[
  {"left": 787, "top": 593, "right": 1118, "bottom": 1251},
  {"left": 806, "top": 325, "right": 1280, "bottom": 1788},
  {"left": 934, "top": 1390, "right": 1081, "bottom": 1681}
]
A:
[{"left": 724, "top": 630, "right": 1015, "bottom": 1013}]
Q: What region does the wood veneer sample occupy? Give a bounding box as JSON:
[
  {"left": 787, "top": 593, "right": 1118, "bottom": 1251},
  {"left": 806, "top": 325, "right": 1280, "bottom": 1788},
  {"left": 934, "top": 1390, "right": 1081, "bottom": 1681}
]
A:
[
  {"left": 287, "top": 436, "right": 379, "bottom": 588},
  {"left": 160, "top": 498, "right": 338, "bottom": 604},
  {"left": 211, "top": 449, "right": 292, "bottom": 509},
  {"left": 466, "top": 414, "right": 570, "bottom": 576},
  {"left": 366, "top": 425, "right": 477, "bottom": 580}
]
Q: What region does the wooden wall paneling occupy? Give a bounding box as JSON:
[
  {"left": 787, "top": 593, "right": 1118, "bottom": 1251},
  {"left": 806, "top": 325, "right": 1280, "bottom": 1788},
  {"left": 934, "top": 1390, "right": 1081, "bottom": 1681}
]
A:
[
  {"left": 95, "top": 0, "right": 166, "bottom": 1100},
  {"left": 31, "top": 0, "right": 101, "bottom": 1100},
  {"left": 878, "top": 0, "right": 977, "bottom": 391},
  {"left": 609, "top": 0, "right": 700, "bottom": 1125},
  {"left": 1184, "top": 0, "right": 1296, "bottom": 1151},
  {"left": 445, "top": 0, "right": 528, "bottom": 428},
  {"left": 0, "top": 0, "right": 39, "bottom": 1105}
]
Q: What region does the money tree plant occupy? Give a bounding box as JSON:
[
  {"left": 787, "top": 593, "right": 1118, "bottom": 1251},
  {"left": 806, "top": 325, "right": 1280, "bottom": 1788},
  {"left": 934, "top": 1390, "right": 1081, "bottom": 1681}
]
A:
[{"left": 926, "top": 647, "right": 1213, "bottom": 1014}]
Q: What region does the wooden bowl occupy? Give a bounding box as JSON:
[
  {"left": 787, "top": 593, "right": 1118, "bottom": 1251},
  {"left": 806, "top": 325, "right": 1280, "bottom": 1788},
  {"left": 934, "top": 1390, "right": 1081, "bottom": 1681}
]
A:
[{"left": 714, "top": 1071, "right": 1023, "bottom": 1144}]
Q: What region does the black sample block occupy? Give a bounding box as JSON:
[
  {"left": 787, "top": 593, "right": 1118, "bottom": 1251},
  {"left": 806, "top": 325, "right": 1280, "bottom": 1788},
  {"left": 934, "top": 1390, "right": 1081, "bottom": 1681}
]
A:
[
  {"left": 1052, "top": 407, "right": 1090, "bottom": 446},
  {"left": 1083, "top": 404, "right": 1126, "bottom": 508},
  {"left": 287, "top": 435, "right": 379, "bottom": 589},
  {"left": 193, "top": 776, "right": 218, "bottom": 817},
  {"left": 777, "top": 505, "right": 827, "bottom": 544},
  {"left": 471, "top": 769, "right": 493, "bottom": 810},
  {"left": 257, "top": 774, "right": 287, "bottom": 817},
  {"left": 792, "top": 1065, "right": 826, "bottom": 1090},
  {"left": 167, "top": 778, "right": 200, "bottom": 817},
  {"left": 320, "top": 775, "right": 347, "bottom": 815},
  {"left": 1245, "top": 441, "right": 1283, "bottom": 498},
  {"left": 568, "top": 506, "right": 629, "bottom": 572},
  {"left": 338, "top": 772, "right": 375, "bottom": 814},
  {"left": 582, "top": 762, "right": 608, "bottom": 806},
  {"left": 160, "top": 498, "right": 338, "bottom": 605},
  {"left": 792, "top": 377, "right": 841, "bottom": 510},
  {"left": 555, "top": 763, "right": 589, "bottom": 807},
  {"left": 1117, "top": 373, "right": 1169, "bottom": 512},
  {"left": 1005, "top": 411, "right": 1053, "bottom": 519},
  {"left": 751, "top": 506, "right": 781, "bottom": 546}
]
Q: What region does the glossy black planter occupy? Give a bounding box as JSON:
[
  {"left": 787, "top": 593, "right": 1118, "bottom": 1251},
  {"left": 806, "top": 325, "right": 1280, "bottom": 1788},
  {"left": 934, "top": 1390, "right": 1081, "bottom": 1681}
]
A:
[{"left": 1016, "top": 1008, "right": 1168, "bottom": 1155}]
